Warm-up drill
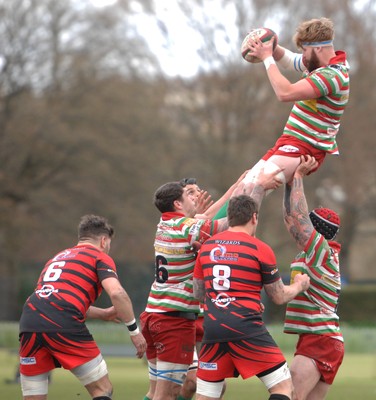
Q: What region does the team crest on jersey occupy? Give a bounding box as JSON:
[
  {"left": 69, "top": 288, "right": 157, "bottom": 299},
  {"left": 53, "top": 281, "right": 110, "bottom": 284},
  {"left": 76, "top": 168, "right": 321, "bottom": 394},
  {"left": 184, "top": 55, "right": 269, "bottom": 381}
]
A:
[
  {"left": 199, "top": 361, "right": 217, "bottom": 370},
  {"left": 20, "top": 357, "right": 36, "bottom": 365}
]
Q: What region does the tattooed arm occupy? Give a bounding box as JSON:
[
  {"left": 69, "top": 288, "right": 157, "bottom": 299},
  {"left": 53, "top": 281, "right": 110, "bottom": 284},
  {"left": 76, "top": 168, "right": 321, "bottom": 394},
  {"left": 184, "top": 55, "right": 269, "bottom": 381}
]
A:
[
  {"left": 193, "top": 278, "right": 205, "bottom": 303},
  {"left": 283, "top": 155, "right": 318, "bottom": 250},
  {"left": 216, "top": 217, "right": 229, "bottom": 232},
  {"left": 264, "top": 273, "right": 310, "bottom": 304},
  {"left": 250, "top": 166, "right": 284, "bottom": 209}
]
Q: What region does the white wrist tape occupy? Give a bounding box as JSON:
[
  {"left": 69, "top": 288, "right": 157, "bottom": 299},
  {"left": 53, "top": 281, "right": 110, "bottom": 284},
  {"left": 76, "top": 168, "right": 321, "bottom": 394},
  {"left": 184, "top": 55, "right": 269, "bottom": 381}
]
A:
[
  {"left": 263, "top": 56, "right": 276, "bottom": 70},
  {"left": 129, "top": 327, "right": 140, "bottom": 336},
  {"left": 125, "top": 318, "right": 139, "bottom": 335},
  {"left": 125, "top": 318, "right": 136, "bottom": 326}
]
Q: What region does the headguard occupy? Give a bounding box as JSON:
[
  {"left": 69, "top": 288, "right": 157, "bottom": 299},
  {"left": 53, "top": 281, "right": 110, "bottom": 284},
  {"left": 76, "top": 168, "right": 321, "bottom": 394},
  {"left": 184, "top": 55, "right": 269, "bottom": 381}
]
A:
[{"left": 309, "top": 207, "right": 340, "bottom": 240}]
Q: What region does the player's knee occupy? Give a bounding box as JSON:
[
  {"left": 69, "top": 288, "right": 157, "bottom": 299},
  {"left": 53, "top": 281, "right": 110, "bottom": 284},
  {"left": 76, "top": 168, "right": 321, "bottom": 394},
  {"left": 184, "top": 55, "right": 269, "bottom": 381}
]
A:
[
  {"left": 72, "top": 355, "right": 109, "bottom": 386},
  {"left": 181, "top": 373, "right": 197, "bottom": 396}
]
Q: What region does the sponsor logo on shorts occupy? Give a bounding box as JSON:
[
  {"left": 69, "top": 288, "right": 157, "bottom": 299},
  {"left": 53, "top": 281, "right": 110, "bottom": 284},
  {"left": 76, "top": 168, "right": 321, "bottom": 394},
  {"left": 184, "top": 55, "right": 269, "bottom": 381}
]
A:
[
  {"left": 199, "top": 361, "right": 218, "bottom": 370},
  {"left": 20, "top": 357, "right": 36, "bottom": 365},
  {"left": 277, "top": 145, "right": 299, "bottom": 153}
]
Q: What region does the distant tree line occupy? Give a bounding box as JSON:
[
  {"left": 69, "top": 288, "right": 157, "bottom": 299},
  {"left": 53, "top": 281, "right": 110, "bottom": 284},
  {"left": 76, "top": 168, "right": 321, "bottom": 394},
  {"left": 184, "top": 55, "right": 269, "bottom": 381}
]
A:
[{"left": 1, "top": 0, "right": 375, "bottom": 320}]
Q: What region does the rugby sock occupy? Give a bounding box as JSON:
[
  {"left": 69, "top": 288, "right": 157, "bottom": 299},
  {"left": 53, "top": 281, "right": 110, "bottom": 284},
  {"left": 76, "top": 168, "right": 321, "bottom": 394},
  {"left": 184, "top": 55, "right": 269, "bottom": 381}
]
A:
[
  {"left": 269, "top": 394, "right": 290, "bottom": 400},
  {"left": 177, "top": 396, "right": 192, "bottom": 400},
  {"left": 143, "top": 397, "right": 152, "bottom": 400},
  {"left": 93, "top": 396, "right": 112, "bottom": 400}
]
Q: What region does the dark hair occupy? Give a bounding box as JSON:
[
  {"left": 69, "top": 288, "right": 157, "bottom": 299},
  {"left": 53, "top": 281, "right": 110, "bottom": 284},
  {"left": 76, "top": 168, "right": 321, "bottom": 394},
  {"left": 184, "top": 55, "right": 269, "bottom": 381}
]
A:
[
  {"left": 154, "top": 182, "right": 184, "bottom": 213},
  {"left": 309, "top": 207, "right": 340, "bottom": 240},
  {"left": 78, "top": 215, "right": 114, "bottom": 240},
  {"left": 179, "top": 177, "right": 197, "bottom": 187},
  {"left": 227, "top": 195, "right": 258, "bottom": 227}
]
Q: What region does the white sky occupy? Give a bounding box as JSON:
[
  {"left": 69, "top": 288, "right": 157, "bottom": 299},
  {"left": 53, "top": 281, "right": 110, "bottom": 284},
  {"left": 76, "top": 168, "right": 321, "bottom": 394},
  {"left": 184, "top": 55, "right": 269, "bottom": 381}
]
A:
[{"left": 89, "top": 0, "right": 239, "bottom": 77}]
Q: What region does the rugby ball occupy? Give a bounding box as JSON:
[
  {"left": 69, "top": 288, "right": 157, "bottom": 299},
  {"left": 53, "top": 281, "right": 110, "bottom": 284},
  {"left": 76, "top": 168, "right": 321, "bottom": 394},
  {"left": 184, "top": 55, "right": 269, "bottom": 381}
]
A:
[{"left": 241, "top": 27, "right": 277, "bottom": 63}]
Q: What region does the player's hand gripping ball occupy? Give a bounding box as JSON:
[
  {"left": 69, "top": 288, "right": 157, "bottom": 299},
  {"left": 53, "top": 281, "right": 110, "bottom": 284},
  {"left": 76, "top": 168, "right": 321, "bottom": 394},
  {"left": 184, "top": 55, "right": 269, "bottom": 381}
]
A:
[{"left": 241, "top": 27, "right": 277, "bottom": 63}]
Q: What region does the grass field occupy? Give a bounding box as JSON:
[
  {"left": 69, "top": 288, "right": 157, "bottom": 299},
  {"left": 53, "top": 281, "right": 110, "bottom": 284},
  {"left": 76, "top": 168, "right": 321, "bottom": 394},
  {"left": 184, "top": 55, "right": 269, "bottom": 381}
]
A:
[
  {"left": 2, "top": 323, "right": 376, "bottom": 399},
  {"left": 2, "top": 350, "right": 376, "bottom": 399}
]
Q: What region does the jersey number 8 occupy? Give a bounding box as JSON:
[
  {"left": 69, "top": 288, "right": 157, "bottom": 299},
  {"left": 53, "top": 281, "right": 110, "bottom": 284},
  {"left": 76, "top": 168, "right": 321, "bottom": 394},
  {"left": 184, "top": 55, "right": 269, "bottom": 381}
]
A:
[{"left": 213, "top": 265, "right": 231, "bottom": 290}]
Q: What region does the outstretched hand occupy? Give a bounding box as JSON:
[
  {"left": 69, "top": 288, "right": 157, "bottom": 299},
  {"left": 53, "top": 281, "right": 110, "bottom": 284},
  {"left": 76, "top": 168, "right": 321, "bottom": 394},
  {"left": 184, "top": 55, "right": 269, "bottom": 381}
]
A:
[
  {"left": 295, "top": 155, "right": 318, "bottom": 177},
  {"left": 131, "top": 332, "right": 147, "bottom": 359},
  {"left": 256, "top": 166, "right": 284, "bottom": 191},
  {"left": 195, "top": 190, "right": 214, "bottom": 214},
  {"left": 246, "top": 36, "right": 275, "bottom": 62}
]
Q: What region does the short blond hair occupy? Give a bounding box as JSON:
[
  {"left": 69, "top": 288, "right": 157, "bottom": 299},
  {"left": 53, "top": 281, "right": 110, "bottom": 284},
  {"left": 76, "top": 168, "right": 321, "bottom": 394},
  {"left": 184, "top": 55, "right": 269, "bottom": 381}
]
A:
[{"left": 293, "top": 17, "right": 334, "bottom": 49}]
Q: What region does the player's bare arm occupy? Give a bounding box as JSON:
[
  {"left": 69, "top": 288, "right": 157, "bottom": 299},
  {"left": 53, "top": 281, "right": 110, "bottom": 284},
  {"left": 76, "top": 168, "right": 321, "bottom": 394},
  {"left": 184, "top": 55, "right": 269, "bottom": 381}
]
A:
[
  {"left": 198, "top": 170, "right": 250, "bottom": 219},
  {"left": 248, "top": 38, "right": 318, "bottom": 102},
  {"left": 264, "top": 274, "right": 310, "bottom": 305},
  {"left": 86, "top": 305, "right": 121, "bottom": 323},
  {"left": 193, "top": 278, "right": 205, "bottom": 303},
  {"left": 216, "top": 217, "right": 229, "bottom": 232},
  {"left": 102, "top": 277, "right": 146, "bottom": 358},
  {"left": 283, "top": 156, "right": 318, "bottom": 250}
]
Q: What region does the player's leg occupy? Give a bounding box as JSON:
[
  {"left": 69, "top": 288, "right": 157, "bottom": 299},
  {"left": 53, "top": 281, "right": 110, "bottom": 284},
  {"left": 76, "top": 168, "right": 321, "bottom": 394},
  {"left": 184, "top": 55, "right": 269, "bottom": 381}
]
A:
[
  {"left": 305, "top": 380, "right": 330, "bottom": 400},
  {"left": 195, "top": 378, "right": 225, "bottom": 400},
  {"left": 152, "top": 360, "right": 191, "bottom": 400},
  {"left": 178, "top": 350, "right": 198, "bottom": 400},
  {"left": 242, "top": 156, "right": 299, "bottom": 196},
  {"left": 150, "top": 314, "right": 195, "bottom": 400},
  {"left": 258, "top": 361, "right": 293, "bottom": 400},
  {"left": 291, "top": 335, "right": 344, "bottom": 400},
  {"left": 19, "top": 333, "right": 55, "bottom": 400},
  {"left": 21, "top": 373, "right": 49, "bottom": 400},
  {"left": 71, "top": 354, "right": 112, "bottom": 399},
  {"left": 196, "top": 342, "right": 232, "bottom": 400},
  {"left": 143, "top": 359, "right": 157, "bottom": 400},
  {"left": 289, "top": 355, "right": 323, "bottom": 400},
  {"left": 178, "top": 315, "right": 203, "bottom": 400}
]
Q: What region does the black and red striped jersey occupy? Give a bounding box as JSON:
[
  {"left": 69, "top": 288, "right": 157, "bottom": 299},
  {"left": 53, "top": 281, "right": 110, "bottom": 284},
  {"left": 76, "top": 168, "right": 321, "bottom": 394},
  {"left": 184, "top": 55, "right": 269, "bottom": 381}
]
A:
[
  {"left": 193, "top": 230, "right": 281, "bottom": 343},
  {"left": 19, "top": 244, "right": 118, "bottom": 333}
]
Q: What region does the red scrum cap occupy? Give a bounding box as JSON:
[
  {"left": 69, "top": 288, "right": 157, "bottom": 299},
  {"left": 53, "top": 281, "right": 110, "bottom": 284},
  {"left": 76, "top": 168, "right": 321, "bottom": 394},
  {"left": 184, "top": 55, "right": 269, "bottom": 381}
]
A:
[{"left": 309, "top": 207, "right": 340, "bottom": 240}]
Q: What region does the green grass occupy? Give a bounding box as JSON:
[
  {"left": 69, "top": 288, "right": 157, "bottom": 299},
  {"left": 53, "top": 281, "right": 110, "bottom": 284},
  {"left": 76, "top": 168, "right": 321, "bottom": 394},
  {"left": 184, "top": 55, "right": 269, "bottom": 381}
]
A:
[
  {"left": 2, "top": 323, "right": 376, "bottom": 398},
  {"left": 2, "top": 350, "right": 376, "bottom": 399}
]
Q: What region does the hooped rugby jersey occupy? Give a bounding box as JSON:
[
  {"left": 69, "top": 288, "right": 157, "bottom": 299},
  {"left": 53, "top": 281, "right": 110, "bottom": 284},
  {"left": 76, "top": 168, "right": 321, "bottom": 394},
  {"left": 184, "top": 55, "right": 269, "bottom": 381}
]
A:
[
  {"left": 145, "top": 212, "right": 218, "bottom": 314},
  {"left": 284, "top": 51, "right": 350, "bottom": 154},
  {"left": 193, "top": 230, "right": 281, "bottom": 343},
  {"left": 284, "top": 230, "right": 343, "bottom": 341},
  {"left": 19, "top": 244, "right": 118, "bottom": 333}
]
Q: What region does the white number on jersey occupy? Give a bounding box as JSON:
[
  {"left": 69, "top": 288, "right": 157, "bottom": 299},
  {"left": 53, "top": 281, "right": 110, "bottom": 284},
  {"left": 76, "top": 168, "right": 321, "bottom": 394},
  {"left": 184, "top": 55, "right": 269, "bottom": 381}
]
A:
[
  {"left": 43, "top": 261, "right": 66, "bottom": 282},
  {"left": 213, "top": 264, "right": 231, "bottom": 290}
]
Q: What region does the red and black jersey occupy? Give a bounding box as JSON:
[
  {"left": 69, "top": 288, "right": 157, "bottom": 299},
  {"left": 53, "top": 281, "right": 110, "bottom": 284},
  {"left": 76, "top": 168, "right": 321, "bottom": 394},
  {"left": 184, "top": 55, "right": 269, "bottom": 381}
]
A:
[
  {"left": 193, "top": 231, "right": 281, "bottom": 343},
  {"left": 19, "top": 244, "right": 118, "bottom": 333}
]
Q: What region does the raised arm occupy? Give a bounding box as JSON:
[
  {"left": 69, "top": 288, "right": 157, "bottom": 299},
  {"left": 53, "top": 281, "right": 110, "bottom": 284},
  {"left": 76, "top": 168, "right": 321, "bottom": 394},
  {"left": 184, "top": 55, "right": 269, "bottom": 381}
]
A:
[
  {"left": 197, "top": 170, "right": 249, "bottom": 219},
  {"left": 283, "top": 155, "right": 318, "bottom": 250},
  {"left": 245, "top": 38, "right": 317, "bottom": 102}
]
